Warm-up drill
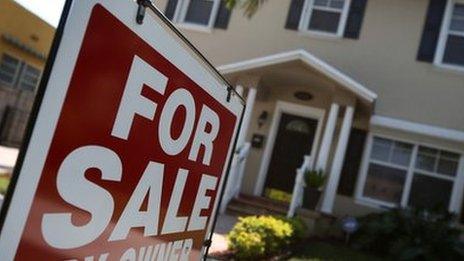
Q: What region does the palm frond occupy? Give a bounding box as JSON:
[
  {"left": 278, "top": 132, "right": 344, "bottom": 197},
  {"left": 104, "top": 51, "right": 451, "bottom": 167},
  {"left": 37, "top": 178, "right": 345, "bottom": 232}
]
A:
[{"left": 224, "top": 0, "right": 267, "bottom": 18}]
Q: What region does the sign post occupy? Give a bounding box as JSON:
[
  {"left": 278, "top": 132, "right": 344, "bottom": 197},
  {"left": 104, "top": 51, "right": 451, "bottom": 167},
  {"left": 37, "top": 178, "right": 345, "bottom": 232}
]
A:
[{"left": 0, "top": 1, "right": 244, "bottom": 260}]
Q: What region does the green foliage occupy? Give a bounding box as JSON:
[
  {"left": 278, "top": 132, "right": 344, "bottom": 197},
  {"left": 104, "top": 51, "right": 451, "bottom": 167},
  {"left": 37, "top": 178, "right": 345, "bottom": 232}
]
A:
[
  {"left": 289, "top": 241, "right": 385, "bottom": 261},
  {"left": 0, "top": 176, "right": 10, "bottom": 195},
  {"left": 304, "top": 169, "right": 325, "bottom": 189},
  {"left": 228, "top": 215, "right": 306, "bottom": 259},
  {"left": 277, "top": 216, "right": 307, "bottom": 241},
  {"left": 224, "top": 0, "right": 268, "bottom": 18},
  {"left": 352, "top": 207, "right": 464, "bottom": 260},
  {"left": 264, "top": 188, "right": 292, "bottom": 203}
]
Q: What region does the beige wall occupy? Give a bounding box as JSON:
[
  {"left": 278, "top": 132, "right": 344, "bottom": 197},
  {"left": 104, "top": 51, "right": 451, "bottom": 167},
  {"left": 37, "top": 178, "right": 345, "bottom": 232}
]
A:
[
  {"left": 0, "top": 0, "right": 54, "bottom": 68},
  {"left": 0, "top": 0, "right": 55, "bottom": 146},
  {"left": 156, "top": 0, "right": 464, "bottom": 132},
  {"left": 333, "top": 195, "right": 382, "bottom": 217}
]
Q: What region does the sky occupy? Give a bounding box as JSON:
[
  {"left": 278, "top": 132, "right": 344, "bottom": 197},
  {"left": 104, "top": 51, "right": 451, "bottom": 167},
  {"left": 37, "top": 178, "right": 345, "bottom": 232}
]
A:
[{"left": 14, "top": 0, "right": 66, "bottom": 27}]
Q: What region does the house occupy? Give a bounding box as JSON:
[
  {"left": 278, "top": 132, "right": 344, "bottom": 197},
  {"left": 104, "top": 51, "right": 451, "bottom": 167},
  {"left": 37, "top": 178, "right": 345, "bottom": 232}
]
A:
[
  {"left": 156, "top": 0, "right": 464, "bottom": 222},
  {"left": 0, "top": 0, "right": 54, "bottom": 147}
]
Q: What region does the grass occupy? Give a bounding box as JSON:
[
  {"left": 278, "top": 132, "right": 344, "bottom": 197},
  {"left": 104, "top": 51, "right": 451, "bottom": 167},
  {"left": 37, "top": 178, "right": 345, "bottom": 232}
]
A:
[
  {"left": 288, "top": 241, "right": 386, "bottom": 261},
  {"left": 0, "top": 175, "right": 10, "bottom": 195}
]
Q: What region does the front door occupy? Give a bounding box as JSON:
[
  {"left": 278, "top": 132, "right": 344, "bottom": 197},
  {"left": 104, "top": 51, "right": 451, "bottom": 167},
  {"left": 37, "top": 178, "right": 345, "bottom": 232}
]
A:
[{"left": 264, "top": 113, "right": 318, "bottom": 202}]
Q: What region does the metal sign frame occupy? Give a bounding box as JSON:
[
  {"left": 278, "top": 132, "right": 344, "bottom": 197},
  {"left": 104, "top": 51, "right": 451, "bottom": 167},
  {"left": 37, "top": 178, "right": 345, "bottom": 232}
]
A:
[{"left": 0, "top": 1, "right": 244, "bottom": 259}]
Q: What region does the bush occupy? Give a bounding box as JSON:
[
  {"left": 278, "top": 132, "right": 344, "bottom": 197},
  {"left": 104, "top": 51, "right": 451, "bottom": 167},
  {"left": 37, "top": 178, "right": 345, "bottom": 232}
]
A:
[
  {"left": 304, "top": 169, "right": 325, "bottom": 189},
  {"left": 352, "top": 207, "right": 464, "bottom": 260},
  {"left": 227, "top": 215, "right": 306, "bottom": 259},
  {"left": 276, "top": 216, "right": 307, "bottom": 241}
]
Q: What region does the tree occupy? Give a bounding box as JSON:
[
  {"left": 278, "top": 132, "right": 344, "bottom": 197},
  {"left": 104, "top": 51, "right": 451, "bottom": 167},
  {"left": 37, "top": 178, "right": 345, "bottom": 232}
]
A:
[{"left": 225, "top": 0, "right": 267, "bottom": 18}]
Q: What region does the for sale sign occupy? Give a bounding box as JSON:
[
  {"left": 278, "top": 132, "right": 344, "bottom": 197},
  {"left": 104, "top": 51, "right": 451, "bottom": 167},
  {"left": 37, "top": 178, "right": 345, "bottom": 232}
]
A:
[{"left": 0, "top": 0, "right": 243, "bottom": 260}]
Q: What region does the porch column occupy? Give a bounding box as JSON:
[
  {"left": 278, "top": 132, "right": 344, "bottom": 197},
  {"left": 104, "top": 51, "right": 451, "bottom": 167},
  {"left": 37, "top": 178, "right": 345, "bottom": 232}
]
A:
[
  {"left": 315, "top": 103, "right": 339, "bottom": 171},
  {"left": 235, "top": 85, "right": 244, "bottom": 96},
  {"left": 320, "top": 106, "right": 354, "bottom": 214},
  {"left": 236, "top": 87, "right": 257, "bottom": 148}
]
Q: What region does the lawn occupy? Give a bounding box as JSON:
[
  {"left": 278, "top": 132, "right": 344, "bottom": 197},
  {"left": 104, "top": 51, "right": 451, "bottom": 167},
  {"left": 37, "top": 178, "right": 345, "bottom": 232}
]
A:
[
  {"left": 288, "top": 241, "right": 386, "bottom": 261},
  {"left": 0, "top": 175, "right": 10, "bottom": 195}
]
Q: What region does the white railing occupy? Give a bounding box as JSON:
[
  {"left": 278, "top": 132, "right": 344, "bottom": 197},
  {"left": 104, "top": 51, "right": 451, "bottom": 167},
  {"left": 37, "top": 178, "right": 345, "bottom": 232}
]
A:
[
  {"left": 220, "top": 142, "right": 251, "bottom": 214},
  {"left": 287, "top": 155, "right": 313, "bottom": 217}
]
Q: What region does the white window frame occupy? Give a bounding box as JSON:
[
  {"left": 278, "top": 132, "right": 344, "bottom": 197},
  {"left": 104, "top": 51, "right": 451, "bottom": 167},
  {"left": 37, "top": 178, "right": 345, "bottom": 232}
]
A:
[
  {"left": 298, "top": 0, "right": 352, "bottom": 38},
  {"left": 17, "top": 63, "right": 42, "bottom": 91},
  {"left": 0, "top": 53, "right": 22, "bottom": 87},
  {"left": 434, "top": 0, "right": 464, "bottom": 72},
  {"left": 173, "top": 0, "right": 222, "bottom": 32},
  {"left": 355, "top": 133, "right": 464, "bottom": 215},
  {"left": 0, "top": 52, "right": 42, "bottom": 91}
]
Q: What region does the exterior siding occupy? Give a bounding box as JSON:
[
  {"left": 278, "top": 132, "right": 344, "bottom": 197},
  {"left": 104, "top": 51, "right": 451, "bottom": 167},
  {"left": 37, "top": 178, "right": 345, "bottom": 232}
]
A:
[
  {"left": 0, "top": 0, "right": 54, "bottom": 146},
  {"left": 156, "top": 0, "right": 464, "bottom": 132},
  {"left": 0, "top": 0, "right": 54, "bottom": 67}
]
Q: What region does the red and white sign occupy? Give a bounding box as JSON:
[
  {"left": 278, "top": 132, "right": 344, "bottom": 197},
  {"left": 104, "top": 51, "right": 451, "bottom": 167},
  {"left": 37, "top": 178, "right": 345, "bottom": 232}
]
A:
[{"left": 0, "top": 1, "right": 243, "bottom": 260}]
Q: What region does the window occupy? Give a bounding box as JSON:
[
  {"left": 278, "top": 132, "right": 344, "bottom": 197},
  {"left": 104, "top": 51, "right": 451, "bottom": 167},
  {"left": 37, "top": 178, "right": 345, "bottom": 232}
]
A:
[
  {"left": 175, "top": 0, "right": 221, "bottom": 29},
  {"left": 18, "top": 64, "right": 41, "bottom": 91},
  {"left": 362, "top": 137, "right": 413, "bottom": 205},
  {"left": 435, "top": 0, "right": 464, "bottom": 69},
  {"left": 286, "top": 120, "right": 311, "bottom": 133},
  {"left": 358, "top": 136, "right": 463, "bottom": 212},
  {"left": 0, "top": 54, "right": 21, "bottom": 86},
  {"left": 409, "top": 146, "right": 459, "bottom": 209},
  {"left": 299, "top": 0, "right": 351, "bottom": 36},
  {"left": 0, "top": 53, "right": 41, "bottom": 91}
]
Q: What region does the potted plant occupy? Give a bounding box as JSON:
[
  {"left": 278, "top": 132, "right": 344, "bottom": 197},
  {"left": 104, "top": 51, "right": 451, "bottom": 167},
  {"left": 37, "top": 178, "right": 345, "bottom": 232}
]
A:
[{"left": 302, "top": 169, "right": 326, "bottom": 210}]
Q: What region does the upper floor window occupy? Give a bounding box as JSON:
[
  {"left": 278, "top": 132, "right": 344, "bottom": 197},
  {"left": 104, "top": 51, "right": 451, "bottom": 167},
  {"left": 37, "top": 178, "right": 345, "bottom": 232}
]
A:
[
  {"left": 299, "top": 0, "right": 352, "bottom": 36},
  {"left": 434, "top": 0, "right": 464, "bottom": 70},
  {"left": 175, "top": 0, "right": 222, "bottom": 29},
  {"left": 0, "top": 54, "right": 21, "bottom": 86},
  {"left": 0, "top": 53, "right": 41, "bottom": 91}
]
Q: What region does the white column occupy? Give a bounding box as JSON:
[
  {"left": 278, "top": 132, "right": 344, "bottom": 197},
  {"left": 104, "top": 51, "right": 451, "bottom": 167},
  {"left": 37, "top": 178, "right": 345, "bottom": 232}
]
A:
[
  {"left": 449, "top": 155, "right": 464, "bottom": 213},
  {"left": 315, "top": 103, "right": 339, "bottom": 171},
  {"left": 236, "top": 88, "right": 257, "bottom": 148},
  {"left": 320, "top": 106, "right": 354, "bottom": 214},
  {"left": 235, "top": 85, "right": 244, "bottom": 96}
]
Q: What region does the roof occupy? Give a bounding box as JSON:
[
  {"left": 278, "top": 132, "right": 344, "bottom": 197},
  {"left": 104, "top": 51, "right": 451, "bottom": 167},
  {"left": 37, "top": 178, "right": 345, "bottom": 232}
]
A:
[{"left": 217, "top": 49, "right": 378, "bottom": 103}]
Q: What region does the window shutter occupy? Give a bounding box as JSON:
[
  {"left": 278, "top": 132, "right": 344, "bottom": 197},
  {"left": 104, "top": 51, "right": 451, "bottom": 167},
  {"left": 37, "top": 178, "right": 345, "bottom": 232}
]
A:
[
  {"left": 214, "top": 0, "right": 232, "bottom": 29},
  {"left": 343, "top": 0, "right": 368, "bottom": 39},
  {"left": 285, "top": 0, "right": 305, "bottom": 30},
  {"left": 417, "top": 0, "right": 447, "bottom": 62},
  {"left": 337, "top": 129, "right": 367, "bottom": 197},
  {"left": 164, "top": 0, "right": 179, "bottom": 20}
]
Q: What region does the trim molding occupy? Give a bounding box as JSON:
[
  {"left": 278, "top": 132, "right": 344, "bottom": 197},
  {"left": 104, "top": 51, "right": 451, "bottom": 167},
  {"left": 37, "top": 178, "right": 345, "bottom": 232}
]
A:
[
  {"left": 217, "top": 49, "right": 378, "bottom": 103},
  {"left": 371, "top": 115, "right": 464, "bottom": 143}
]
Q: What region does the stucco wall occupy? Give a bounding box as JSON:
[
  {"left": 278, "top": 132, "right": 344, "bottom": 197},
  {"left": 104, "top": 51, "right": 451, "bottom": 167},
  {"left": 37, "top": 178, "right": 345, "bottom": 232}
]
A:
[
  {"left": 155, "top": 0, "right": 464, "bottom": 132},
  {"left": 0, "top": 0, "right": 54, "bottom": 68}
]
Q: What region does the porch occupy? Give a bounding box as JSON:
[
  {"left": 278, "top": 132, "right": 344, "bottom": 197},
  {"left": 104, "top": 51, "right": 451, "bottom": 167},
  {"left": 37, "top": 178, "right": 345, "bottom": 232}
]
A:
[{"left": 218, "top": 50, "right": 377, "bottom": 217}]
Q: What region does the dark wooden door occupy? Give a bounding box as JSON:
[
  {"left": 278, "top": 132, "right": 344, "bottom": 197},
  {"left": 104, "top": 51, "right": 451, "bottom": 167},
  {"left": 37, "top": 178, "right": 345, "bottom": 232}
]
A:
[{"left": 264, "top": 113, "right": 318, "bottom": 198}]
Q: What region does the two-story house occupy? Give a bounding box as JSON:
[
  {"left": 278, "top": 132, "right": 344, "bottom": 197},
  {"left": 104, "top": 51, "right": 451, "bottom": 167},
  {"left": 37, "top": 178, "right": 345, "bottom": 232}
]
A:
[
  {"left": 0, "top": 0, "right": 54, "bottom": 147},
  {"left": 165, "top": 0, "right": 464, "bottom": 221}
]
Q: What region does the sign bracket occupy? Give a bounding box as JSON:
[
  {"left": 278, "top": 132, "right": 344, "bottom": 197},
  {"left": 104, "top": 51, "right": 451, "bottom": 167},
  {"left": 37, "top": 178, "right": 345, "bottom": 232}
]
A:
[{"left": 136, "top": 0, "right": 152, "bottom": 24}]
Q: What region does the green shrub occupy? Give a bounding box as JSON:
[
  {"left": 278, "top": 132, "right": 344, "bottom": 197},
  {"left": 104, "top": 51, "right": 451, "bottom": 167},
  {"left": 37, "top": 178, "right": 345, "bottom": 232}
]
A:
[
  {"left": 304, "top": 169, "right": 325, "bottom": 189},
  {"left": 227, "top": 215, "right": 306, "bottom": 259},
  {"left": 230, "top": 231, "right": 265, "bottom": 258},
  {"left": 0, "top": 176, "right": 10, "bottom": 195},
  {"left": 352, "top": 207, "right": 464, "bottom": 260},
  {"left": 276, "top": 216, "right": 307, "bottom": 241}
]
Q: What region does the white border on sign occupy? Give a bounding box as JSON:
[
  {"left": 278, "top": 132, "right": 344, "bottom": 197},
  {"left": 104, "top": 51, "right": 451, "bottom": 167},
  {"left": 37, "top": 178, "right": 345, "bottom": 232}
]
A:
[{"left": 0, "top": 0, "right": 243, "bottom": 259}]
